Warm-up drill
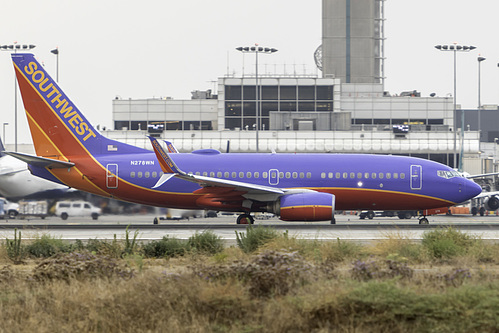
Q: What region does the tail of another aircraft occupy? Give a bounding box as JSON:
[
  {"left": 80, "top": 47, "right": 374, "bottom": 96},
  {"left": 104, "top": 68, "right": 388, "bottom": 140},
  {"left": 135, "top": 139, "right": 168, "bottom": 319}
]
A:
[{"left": 11, "top": 53, "right": 144, "bottom": 161}]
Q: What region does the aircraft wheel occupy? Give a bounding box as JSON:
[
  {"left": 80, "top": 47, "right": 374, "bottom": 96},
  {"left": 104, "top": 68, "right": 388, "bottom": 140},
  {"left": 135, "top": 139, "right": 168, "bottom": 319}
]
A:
[
  {"left": 367, "top": 211, "right": 375, "bottom": 220},
  {"left": 479, "top": 207, "right": 485, "bottom": 216},
  {"left": 419, "top": 217, "right": 429, "bottom": 225},
  {"left": 471, "top": 207, "right": 478, "bottom": 216},
  {"left": 237, "top": 214, "right": 254, "bottom": 225}
]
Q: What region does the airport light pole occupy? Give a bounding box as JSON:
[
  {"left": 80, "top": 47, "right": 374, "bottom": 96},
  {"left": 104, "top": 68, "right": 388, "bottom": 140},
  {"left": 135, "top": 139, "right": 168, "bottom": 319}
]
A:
[
  {"left": 2, "top": 123, "right": 8, "bottom": 146},
  {"left": 1, "top": 43, "right": 36, "bottom": 152},
  {"left": 51, "top": 47, "right": 59, "bottom": 82},
  {"left": 435, "top": 43, "right": 476, "bottom": 170},
  {"left": 477, "top": 56, "right": 486, "bottom": 142},
  {"left": 236, "top": 44, "right": 278, "bottom": 152}
]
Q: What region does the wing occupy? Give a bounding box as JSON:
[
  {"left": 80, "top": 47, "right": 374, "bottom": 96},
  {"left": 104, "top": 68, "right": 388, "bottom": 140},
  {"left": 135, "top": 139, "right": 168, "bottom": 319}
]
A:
[
  {"left": 473, "top": 191, "right": 499, "bottom": 200},
  {"left": 148, "top": 137, "right": 307, "bottom": 209}
]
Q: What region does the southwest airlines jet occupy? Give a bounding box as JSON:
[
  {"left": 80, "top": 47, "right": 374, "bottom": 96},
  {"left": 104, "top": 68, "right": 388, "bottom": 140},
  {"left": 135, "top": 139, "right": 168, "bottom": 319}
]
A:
[{"left": 8, "top": 53, "right": 481, "bottom": 224}]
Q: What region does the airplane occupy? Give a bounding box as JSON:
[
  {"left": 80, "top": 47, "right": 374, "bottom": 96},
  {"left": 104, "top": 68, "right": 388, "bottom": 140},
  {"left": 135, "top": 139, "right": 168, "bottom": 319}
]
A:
[
  {"left": 6, "top": 53, "right": 482, "bottom": 224},
  {"left": 0, "top": 137, "right": 71, "bottom": 201},
  {"left": 459, "top": 171, "right": 499, "bottom": 216}
]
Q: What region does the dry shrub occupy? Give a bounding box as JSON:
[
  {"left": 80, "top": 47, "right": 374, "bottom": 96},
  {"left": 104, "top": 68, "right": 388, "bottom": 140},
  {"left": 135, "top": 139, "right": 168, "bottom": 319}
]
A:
[
  {"left": 192, "top": 250, "right": 317, "bottom": 298},
  {"left": 32, "top": 251, "right": 134, "bottom": 282}
]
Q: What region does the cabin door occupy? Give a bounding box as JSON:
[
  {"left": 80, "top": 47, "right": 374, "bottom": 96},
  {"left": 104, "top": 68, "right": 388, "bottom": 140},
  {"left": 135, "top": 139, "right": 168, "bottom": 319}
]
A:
[
  {"left": 410, "top": 165, "right": 422, "bottom": 190},
  {"left": 106, "top": 164, "right": 118, "bottom": 189}
]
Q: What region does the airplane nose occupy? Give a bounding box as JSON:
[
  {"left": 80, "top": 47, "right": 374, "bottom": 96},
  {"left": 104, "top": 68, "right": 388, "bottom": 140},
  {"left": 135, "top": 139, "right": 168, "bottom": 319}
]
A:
[{"left": 467, "top": 180, "right": 482, "bottom": 199}]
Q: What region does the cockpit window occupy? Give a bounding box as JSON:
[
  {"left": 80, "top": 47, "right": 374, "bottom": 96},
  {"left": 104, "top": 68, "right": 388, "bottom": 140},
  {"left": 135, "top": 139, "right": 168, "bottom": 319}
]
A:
[{"left": 437, "top": 170, "right": 462, "bottom": 179}]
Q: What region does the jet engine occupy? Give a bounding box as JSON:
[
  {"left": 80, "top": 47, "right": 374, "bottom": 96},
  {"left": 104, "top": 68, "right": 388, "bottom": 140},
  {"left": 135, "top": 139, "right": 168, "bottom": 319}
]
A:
[
  {"left": 268, "top": 192, "right": 335, "bottom": 222},
  {"left": 484, "top": 195, "right": 499, "bottom": 211}
]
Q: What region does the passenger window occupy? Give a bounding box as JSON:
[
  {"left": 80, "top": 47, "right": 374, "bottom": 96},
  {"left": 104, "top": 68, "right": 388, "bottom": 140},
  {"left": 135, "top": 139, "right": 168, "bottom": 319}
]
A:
[
  {"left": 254, "top": 172, "right": 259, "bottom": 178},
  {"left": 393, "top": 173, "right": 399, "bottom": 179},
  {"left": 152, "top": 172, "right": 157, "bottom": 178},
  {"left": 335, "top": 172, "right": 340, "bottom": 179},
  {"left": 400, "top": 173, "right": 406, "bottom": 179},
  {"left": 279, "top": 172, "right": 284, "bottom": 178},
  {"left": 203, "top": 172, "right": 208, "bottom": 176},
  {"left": 343, "top": 172, "right": 348, "bottom": 179},
  {"left": 350, "top": 172, "right": 355, "bottom": 179},
  {"left": 232, "top": 172, "right": 236, "bottom": 178},
  {"left": 286, "top": 172, "right": 291, "bottom": 179},
  {"left": 138, "top": 172, "right": 143, "bottom": 178},
  {"left": 321, "top": 172, "right": 326, "bottom": 179},
  {"left": 145, "top": 171, "right": 150, "bottom": 178},
  {"left": 195, "top": 172, "right": 201, "bottom": 176},
  {"left": 130, "top": 172, "right": 135, "bottom": 178},
  {"left": 210, "top": 172, "right": 215, "bottom": 177},
  {"left": 328, "top": 172, "right": 333, "bottom": 179},
  {"left": 378, "top": 172, "right": 384, "bottom": 179},
  {"left": 217, "top": 172, "right": 222, "bottom": 178},
  {"left": 386, "top": 173, "right": 391, "bottom": 179},
  {"left": 239, "top": 172, "right": 244, "bottom": 178},
  {"left": 307, "top": 172, "right": 311, "bottom": 178},
  {"left": 299, "top": 172, "right": 304, "bottom": 178},
  {"left": 364, "top": 172, "right": 369, "bottom": 179},
  {"left": 357, "top": 172, "right": 362, "bottom": 179},
  {"left": 224, "top": 172, "right": 229, "bottom": 178},
  {"left": 372, "top": 172, "right": 376, "bottom": 179},
  {"left": 247, "top": 172, "right": 252, "bottom": 178},
  {"left": 263, "top": 172, "right": 268, "bottom": 178},
  {"left": 293, "top": 172, "right": 298, "bottom": 179}
]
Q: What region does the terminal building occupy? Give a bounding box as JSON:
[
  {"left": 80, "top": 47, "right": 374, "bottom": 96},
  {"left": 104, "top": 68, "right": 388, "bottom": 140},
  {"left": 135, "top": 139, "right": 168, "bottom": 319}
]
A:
[{"left": 104, "top": 0, "right": 497, "bottom": 177}]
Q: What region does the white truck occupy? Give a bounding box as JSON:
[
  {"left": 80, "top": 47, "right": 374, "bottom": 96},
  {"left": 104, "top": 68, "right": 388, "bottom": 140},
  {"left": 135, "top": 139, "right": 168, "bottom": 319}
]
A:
[{"left": 0, "top": 197, "right": 19, "bottom": 219}]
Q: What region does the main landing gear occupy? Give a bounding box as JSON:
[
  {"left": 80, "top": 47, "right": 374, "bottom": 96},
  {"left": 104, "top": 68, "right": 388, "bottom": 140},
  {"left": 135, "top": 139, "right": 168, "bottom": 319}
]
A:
[
  {"left": 236, "top": 214, "right": 254, "bottom": 224},
  {"left": 418, "top": 216, "right": 429, "bottom": 225}
]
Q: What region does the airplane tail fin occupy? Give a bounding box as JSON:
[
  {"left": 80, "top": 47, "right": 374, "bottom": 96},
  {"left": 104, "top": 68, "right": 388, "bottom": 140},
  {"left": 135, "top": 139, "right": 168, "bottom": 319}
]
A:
[{"left": 11, "top": 53, "right": 144, "bottom": 160}]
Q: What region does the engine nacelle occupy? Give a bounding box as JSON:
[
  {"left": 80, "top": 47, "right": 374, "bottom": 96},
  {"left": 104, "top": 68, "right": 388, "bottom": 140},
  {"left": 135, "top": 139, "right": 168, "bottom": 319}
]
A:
[
  {"left": 269, "top": 192, "right": 335, "bottom": 222},
  {"left": 484, "top": 195, "right": 499, "bottom": 211}
]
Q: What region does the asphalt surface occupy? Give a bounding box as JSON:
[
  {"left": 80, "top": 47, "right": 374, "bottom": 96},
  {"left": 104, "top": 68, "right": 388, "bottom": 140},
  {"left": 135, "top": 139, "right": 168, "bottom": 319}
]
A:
[{"left": 2, "top": 213, "right": 499, "bottom": 242}]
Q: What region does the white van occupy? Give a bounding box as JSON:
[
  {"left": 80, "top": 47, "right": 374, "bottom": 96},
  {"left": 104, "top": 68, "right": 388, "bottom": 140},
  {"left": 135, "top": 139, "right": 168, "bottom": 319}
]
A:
[{"left": 55, "top": 200, "right": 101, "bottom": 220}]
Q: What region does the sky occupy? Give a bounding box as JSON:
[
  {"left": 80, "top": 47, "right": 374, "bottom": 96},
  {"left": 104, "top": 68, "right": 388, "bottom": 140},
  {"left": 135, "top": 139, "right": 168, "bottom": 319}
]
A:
[{"left": 1, "top": 0, "right": 498, "bottom": 145}]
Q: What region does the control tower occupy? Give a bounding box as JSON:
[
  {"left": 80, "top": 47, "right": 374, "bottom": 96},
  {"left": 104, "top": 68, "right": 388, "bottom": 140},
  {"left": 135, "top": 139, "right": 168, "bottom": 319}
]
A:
[{"left": 322, "top": 0, "right": 385, "bottom": 84}]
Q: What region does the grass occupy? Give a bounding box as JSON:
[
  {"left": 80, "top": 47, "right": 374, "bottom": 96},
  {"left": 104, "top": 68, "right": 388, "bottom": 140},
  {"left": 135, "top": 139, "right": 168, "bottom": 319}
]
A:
[{"left": 0, "top": 226, "right": 498, "bottom": 332}]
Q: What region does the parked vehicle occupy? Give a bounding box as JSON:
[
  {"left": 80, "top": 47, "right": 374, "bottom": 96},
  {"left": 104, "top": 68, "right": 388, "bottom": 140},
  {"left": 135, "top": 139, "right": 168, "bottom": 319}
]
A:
[
  {"left": 55, "top": 200, "right": 101, "bottom": 220},
  {"left": 0, "top": 197, "right": 19, "bottom": 219},
  {"left": 18, "top": 200, "right": 48, "bottom": 219}
]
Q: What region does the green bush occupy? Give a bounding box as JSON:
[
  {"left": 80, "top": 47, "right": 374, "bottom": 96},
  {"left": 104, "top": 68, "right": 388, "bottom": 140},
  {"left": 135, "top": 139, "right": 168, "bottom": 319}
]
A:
[
  {"left": 235, "top": 225, "right": 280, "bottom": 253},
  {"left": 26, "top": 234, "right": 72, "bottom": 258},
  {"left": 188, "top": 231, "right": 224, "bottom": 255},
  {"left": 143, "top": 236, "right": 189, "bottom": 258},
  {"left": 422, "top": 227, "right": 477, "bottom": 259}
]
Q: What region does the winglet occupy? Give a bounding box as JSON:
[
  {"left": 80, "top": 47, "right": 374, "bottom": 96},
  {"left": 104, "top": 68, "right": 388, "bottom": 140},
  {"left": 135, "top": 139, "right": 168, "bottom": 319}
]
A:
[
  {"left": 164, "top": 140, "right": 179, "bottom": 153},
  {"left": 148, "top": 136, "right": 182, "bottom": 174}
]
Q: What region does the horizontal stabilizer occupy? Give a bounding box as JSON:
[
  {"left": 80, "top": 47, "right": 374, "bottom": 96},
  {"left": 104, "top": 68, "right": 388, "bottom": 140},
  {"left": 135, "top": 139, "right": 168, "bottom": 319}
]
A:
[{"left": 4, "top": 152, "right": 75, "bottom": 169}]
